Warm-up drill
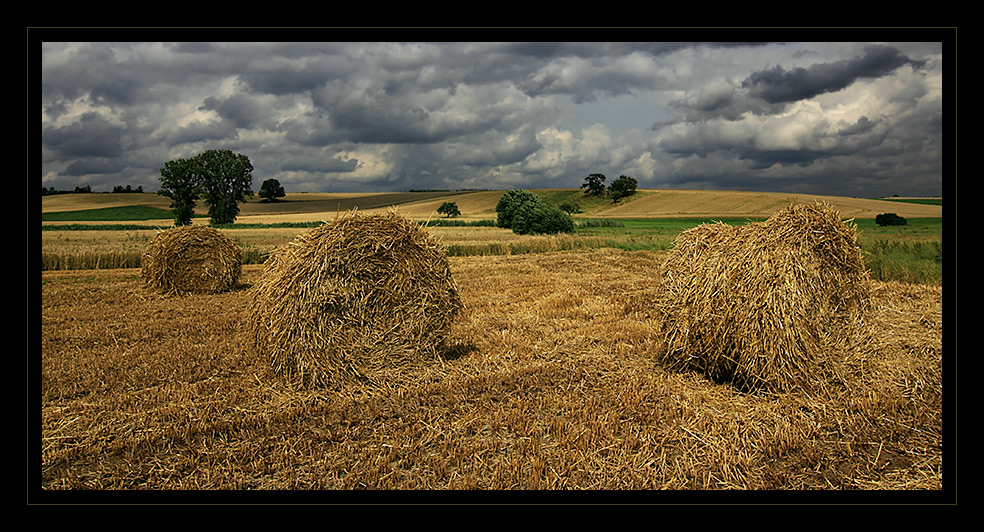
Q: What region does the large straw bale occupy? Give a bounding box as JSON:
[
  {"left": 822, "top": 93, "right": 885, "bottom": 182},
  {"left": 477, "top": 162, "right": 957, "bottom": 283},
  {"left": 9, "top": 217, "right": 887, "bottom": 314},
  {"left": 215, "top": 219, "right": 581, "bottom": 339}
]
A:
[
  {"left": 653, "top": 202, "right": 872, "bottom": 393},
  {"left": 247, "top": 211, "right": 462, "bottom": 389},
  {"left": 141, "top": 225, "right": 242, "bottom": 295}
]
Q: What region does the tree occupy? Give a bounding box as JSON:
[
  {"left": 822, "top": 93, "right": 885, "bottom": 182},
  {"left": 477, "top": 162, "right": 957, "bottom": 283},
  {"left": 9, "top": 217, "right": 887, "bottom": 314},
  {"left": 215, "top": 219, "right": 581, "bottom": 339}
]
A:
[
  {"left": 158, "top": 149, "right": 254, "bottom": 226},
  {"left": 196, "top": 149, "right": 254, "bottom": 225},
  {"left": 608, "top": 175, "right": 638, "bottom": 203},
  {"left": 437, "top": 201, "right": 461, "bottom": 217},
  {"left": 158, "top": 156, "right": 203, "bottom": 226},
  {"left": 511, "top": 200, "right": 574, "bottom": 235},
  {"left": 259, "top": 178, "right": 286, "bottom": 202},
  {"left": 496, "top": 189, "right": 541, "bottom": 229},
  {"left": 581, "top": 173, "right": 607, "bottom": 196},
  {"left": 495, "top": 189, "right": 573, "bottom": 235}
]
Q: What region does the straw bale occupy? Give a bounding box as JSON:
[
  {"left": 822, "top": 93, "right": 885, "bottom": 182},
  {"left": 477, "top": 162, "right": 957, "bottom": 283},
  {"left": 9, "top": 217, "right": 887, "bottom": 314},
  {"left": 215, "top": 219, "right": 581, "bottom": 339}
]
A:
[
  {"left": 141, "top": 225, "right": 242, "bottom": 295},
  {"left": 247, "top": 211, "right": 462, "bottom": 389},
  {"left": 653, "top": 202, "right": 872, "bottom": 393}
]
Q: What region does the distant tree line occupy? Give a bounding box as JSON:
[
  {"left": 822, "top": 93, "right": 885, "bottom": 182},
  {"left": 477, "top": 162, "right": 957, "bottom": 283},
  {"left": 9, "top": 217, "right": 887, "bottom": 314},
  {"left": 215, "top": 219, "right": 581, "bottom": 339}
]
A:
[
  {"left": 406, "top": 188, "right": 493, "bottom": 193},
  {"left": 42, "top": 184, "right": 145, "bottom": 196}
]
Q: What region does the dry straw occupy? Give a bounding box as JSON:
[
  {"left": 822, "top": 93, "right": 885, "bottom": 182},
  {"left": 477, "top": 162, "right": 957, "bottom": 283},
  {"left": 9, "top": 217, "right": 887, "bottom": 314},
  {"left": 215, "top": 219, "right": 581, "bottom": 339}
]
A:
[
  {"left": 653, "top": 202, "right": 872, "bottom": 393},
  {"left": 141, "top": 225, "right": 242, "bottom": 295},
  {"left": 247, "top": 211, "right": 462, "bottom": 389}
]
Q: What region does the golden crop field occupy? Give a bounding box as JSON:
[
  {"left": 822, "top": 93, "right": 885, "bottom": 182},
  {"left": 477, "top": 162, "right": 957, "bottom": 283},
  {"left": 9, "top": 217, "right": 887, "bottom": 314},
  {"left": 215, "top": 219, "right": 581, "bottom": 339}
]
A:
[{"left": 36, "top": 190, "right": 947, "bottom": 499}]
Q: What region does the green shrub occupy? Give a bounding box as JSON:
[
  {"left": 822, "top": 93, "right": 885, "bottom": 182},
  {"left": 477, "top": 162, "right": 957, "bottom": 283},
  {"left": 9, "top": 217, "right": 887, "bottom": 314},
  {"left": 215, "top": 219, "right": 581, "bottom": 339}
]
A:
[
  {"left": 875, "top": 212, "right": 907, "bottom": 226},
  {"left": 496, "top": 189, "right": 541, "bottom": 228},
  {"left": 511, "top": 201, "right": 575, "bottom": 235},
  {"left": 495, "top": 189, "right": 574, "bottom": 235}
]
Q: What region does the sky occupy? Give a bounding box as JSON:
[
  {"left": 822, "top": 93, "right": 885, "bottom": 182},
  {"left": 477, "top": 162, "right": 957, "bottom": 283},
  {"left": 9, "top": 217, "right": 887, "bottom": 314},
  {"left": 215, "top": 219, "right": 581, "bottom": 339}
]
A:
[{"left": 37, "top": 31, "right": 948, "bottom": 198}]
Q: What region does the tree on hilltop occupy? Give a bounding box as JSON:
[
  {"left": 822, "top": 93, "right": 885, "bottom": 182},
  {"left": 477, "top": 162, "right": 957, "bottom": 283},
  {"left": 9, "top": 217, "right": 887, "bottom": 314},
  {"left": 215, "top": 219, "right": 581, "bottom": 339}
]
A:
[
  {"left": 581, "top": 173, "right": 607, "bottom": 196},
  {"left": 608, "top": 175, "right": 638, "bottom": 203}
]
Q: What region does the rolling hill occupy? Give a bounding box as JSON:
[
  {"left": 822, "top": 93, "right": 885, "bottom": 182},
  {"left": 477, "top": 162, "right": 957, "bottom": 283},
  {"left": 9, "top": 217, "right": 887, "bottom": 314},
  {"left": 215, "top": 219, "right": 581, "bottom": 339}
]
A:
[{"left": 40, "top": 189, "right": 943, "bottom": 224}]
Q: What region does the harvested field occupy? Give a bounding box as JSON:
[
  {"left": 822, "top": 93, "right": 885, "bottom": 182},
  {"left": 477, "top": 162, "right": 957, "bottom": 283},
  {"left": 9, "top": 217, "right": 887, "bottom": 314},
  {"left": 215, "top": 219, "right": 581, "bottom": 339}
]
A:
[{"left": 38, "top": 247, "right": 945, "bottom": 497}]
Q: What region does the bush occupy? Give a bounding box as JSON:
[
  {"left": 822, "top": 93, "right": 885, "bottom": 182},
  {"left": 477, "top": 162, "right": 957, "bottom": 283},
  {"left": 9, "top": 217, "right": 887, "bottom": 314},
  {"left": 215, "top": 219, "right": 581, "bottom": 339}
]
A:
[
  {"left": 875, "top": 213, "right": 907, "bottom": 226},
  {"left": 496, "top": 189, "right": 573, "bottom": 235},
  {"left": 511, "top": 201, "right": 575, "bottom": 235},
  {"left": 496, "top": 189, "right": 542, "bottom": 228}
]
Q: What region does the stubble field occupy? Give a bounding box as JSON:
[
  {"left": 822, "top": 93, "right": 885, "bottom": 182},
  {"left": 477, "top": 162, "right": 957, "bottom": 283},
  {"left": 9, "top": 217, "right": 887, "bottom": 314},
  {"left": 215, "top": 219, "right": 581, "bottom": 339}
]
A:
[{"left": 36, "top": 190, "right": 947, "bottom": 500}]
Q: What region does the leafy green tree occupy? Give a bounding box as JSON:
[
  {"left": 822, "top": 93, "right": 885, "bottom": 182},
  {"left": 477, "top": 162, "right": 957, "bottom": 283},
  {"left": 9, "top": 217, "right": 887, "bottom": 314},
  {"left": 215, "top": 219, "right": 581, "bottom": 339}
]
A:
[
  {"left": 259, "top": 178, "right": 286, "bottom": 202},
  {"left": 437, "top": 201, "right": 461, "bottom": 217},
  {"left": 496, "top": 189, "right": 541, "bottom": 228},
  {"left": 608, "top": 175, "right": 638, "bottom": 203},
  {"left": 496, "top": 189, "right": 574, "bottom": 235},
  {"left": 158, "top": 150, "right": 254, "bottom": 226},
  {"left": 196, "top": 149, "right": 254, "bottom": 225},
  {"left": 581, "top": 173, "right": 607, "bottom": 196},
  {"left": 158, "top": 156, "right": 203, "bottom": 226},
  {"left": 511, "top": 201, "right": 575, "bottom": 235}
]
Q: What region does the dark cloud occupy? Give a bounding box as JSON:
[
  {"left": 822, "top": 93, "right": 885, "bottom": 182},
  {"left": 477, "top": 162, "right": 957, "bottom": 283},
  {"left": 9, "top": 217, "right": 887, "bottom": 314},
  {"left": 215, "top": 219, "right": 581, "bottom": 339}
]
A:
[
  {"left": 39, "top": 40, "right": 945, "bottom": 197},
  {"left": 43, "top": 112, "right": 128, "bottom": 159},
  {"left": 62, "top": 157, "right": 128, "bottom": 177},
  {"left": 838, "top": 116, "right": 878, "bottom": 137},
  {"left": 199, "top": 94, "right": 271, "bottom": 130},
  {"left": 279, "top": 154, "right": 360, "bottom": 174},
  {"left": 742, "top": 44, "right": 925, "bottom": 104},
  {"left": 167, "top": 120, "right": 236, "bottom": 146}
]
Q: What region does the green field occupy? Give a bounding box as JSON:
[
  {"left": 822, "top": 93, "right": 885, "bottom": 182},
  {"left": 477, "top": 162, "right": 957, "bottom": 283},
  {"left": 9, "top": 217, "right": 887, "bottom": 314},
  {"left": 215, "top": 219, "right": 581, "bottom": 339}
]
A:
[{"left": 40, "top": 205, "right": 186, "bottom": 222}]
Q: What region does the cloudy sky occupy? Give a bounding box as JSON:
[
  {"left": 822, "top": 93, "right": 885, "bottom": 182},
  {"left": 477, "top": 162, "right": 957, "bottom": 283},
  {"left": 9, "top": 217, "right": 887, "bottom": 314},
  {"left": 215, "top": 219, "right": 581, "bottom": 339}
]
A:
[{"left": 38, "top": 31, "right": 948, "bottom": 198}]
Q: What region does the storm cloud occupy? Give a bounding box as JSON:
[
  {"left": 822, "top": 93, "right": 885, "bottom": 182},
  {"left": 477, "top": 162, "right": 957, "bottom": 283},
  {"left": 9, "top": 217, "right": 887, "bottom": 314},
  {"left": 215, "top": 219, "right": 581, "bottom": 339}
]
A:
[{"left": 37, "top": 34, "right": 947, "bottom": 197}]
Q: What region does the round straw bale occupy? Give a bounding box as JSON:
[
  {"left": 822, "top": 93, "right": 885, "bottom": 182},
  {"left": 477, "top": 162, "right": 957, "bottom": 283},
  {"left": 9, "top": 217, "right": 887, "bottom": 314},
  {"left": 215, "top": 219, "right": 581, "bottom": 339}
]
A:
[
  {"left": 247, "top": 211, "right": 462, "bottom": 389},
  {"left": 141, "top": 225, "right": 242, "bottom": 295},
  {"left": 653, "top": 202, "right": 871, "bottom": 393}
]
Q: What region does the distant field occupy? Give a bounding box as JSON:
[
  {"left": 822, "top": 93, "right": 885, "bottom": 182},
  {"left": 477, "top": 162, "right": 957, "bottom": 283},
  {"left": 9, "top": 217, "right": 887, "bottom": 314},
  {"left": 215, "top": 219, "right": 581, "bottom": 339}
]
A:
[
  {"left": 40, "top": 188, "right": 944, "bottom": 286},
  {"left": 40, "top": 189, "right": 943, "bottom": 222},
  {"left": 41, "top": 205, "right": 180, "bottom": 222}
]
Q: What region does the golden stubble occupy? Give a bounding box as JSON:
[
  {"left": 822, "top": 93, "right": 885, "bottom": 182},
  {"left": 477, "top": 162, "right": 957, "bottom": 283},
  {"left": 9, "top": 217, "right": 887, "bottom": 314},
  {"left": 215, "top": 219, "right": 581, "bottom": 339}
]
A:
[{"left": 40, "top": 247, "right": 943, "bottom": 491}]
